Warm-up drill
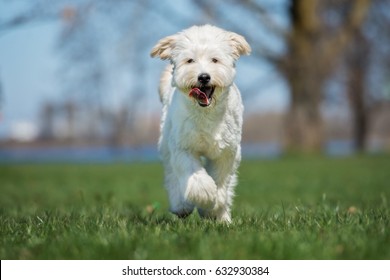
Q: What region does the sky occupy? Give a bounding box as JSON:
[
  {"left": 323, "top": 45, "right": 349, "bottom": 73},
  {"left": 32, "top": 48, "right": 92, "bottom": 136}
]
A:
[
  {"left": 0, "top": 1, "right": 289, "bottom": 141},
  {"left": 0, "top": 21, "right": 62, "bottom": 139}
]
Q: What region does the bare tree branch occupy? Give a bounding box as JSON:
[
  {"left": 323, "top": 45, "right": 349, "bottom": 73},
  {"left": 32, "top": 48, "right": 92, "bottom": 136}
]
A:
[
  {"left": 239, "top": 0, "right": 288, "bottom": 38},
  {"left": 321, "top": 0, "right": 371, "bottom": 73}
]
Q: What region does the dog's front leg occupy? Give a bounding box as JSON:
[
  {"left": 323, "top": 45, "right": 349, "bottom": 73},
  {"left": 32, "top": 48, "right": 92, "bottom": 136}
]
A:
[
  {"left": 200, "top": 150, "right": 241, "bottom": 223},
  {"left": 171, "top": 150, "right": 217, "bottom": 211}
]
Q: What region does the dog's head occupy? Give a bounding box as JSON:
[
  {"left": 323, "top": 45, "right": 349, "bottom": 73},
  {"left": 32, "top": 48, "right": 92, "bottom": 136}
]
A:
[{"left": 151, "top": 25, "right": 251, "bottom": 107}]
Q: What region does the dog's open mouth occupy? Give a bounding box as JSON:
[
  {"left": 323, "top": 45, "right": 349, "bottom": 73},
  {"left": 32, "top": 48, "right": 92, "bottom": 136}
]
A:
[{"left": 189, "top": 86, "right": 215, "bottom": 107}]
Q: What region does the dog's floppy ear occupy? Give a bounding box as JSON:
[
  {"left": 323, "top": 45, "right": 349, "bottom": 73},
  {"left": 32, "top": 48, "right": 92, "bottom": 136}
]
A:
[
  {"left": 228, "top": 32, "right": 251, "bottom": 59},
  {"left": 150, "top": 35, "right": 177, "bottom": 60}
]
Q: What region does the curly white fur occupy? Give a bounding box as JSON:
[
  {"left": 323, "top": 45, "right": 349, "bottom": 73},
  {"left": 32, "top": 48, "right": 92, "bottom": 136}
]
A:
[{"left": 151, "top": 25, "right": 251, "bottom": 223}]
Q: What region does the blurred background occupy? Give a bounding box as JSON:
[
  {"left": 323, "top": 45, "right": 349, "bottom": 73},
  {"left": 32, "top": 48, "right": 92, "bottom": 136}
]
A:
[{"left": 0, "top": 0, "right": 389, "bottom": 163}]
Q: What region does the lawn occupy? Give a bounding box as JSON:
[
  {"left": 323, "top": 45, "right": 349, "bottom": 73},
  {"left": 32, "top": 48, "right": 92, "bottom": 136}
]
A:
[{"left": 0, "top": 156, "right": 389, "bottom": 259}]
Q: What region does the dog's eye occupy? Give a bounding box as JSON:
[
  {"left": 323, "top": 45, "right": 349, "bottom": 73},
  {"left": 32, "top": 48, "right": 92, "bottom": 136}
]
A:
[
  {"left": 187, "top": 59, "right": 194, "bottom": 64},
  {"left": 212, "top": 58, "right": 218, "bottom": 63}
]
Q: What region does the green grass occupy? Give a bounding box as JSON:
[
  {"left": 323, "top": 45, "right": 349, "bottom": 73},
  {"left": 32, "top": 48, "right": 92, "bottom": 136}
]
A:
[{"left": 0, "top": 156, "right": 389, "bottom": 259}]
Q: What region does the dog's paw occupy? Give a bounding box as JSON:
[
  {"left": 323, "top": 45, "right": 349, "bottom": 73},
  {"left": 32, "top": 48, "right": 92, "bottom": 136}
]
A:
[
  {"left": 169, "top": 199, "right": 194, "bottom": 218},
  {"left": 216, "top": 211, "right": 232, "bottom": 224},
  {"left": 199, "top": 208, "right": 232, "bottom": 224},
  {"left": 171, "top": 208, "right": 194, "bottom": 219},
  {"left": 185, "top": 173, "right": 217, "bottom": 210}
]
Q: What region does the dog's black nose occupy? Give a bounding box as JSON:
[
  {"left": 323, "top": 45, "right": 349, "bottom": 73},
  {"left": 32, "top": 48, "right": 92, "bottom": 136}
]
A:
[{"left": 198, "top": 73, "right": 211, "bottom": 84}]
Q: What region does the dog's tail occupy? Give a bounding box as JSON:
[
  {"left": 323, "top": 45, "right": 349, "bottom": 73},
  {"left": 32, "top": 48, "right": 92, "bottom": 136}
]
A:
[{"left": 158, "top": 64, "right": 174, "bottom": 105}]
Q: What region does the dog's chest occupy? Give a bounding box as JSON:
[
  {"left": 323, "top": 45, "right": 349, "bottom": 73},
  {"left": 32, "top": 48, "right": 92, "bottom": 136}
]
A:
[{"left": 180, "top": 114, "right": 236, "bottom": 158}]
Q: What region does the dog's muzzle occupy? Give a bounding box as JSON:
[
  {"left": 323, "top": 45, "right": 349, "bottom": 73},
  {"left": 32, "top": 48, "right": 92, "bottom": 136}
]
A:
[
  {"left": 189, "top": 86, "right": 215, "bottom": 107},
  {"left": 189, "top": 73, "right": 215, "bottom": 107}
]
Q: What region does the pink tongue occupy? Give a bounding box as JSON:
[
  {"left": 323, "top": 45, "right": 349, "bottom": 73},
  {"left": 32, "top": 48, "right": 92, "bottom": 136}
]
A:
[{"left": 189, "top": 88, "right": 210, "bottom": 106}]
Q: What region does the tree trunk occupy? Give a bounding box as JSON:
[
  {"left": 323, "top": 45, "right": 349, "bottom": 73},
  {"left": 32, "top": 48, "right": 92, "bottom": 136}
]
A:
[
  {"left": 282, "top": 0, "right": 324, "bottom": 154},
  {"left": 346, "top": 31, "right": 369, "bottom": 152},
  {"left": 285, "top": 67, "right": 324, "bottom": 153},
  {"left": 281, "top": 0, "right": 370, "bottom": 154}
]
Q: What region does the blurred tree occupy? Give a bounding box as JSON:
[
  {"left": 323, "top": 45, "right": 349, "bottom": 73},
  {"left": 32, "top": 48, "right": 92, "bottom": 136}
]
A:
[
  {"left": 39, "top": 101, "right": 55, "bottom": 140},
  {"left": 345, "top": 29, "right": 369, "bottom": 152},
  {"left": 0, "top": 0, "right": 157, "bottom": 147},
  {"left": 281, "top": 0, "right": 370, "bottom": 153},
  {"left": 0, "top": 76, "right": 3, "bottom": 103},
  {"left": 343, "top": 0, "right": 390, "bottom": 152},
  {"left": 229, "top": 0, "right": 371, "bottom": 153},
  {"left": 0, "top": 76, "right": 3, "bottom": 118},
  {"left": 63, "top": 100, "right": 77, "bottom": 142},
  {"left": 0, "top": 1, "right": 60, "bottom": 32},
  {"left": 58, "top": 3, "right": 107, "bottom": 141}
]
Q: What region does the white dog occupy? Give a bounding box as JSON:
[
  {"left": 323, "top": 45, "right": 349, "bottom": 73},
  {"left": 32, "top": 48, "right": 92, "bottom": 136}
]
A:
[{"left": 151, "top": 25, "right": 250, "bottom": 223}]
